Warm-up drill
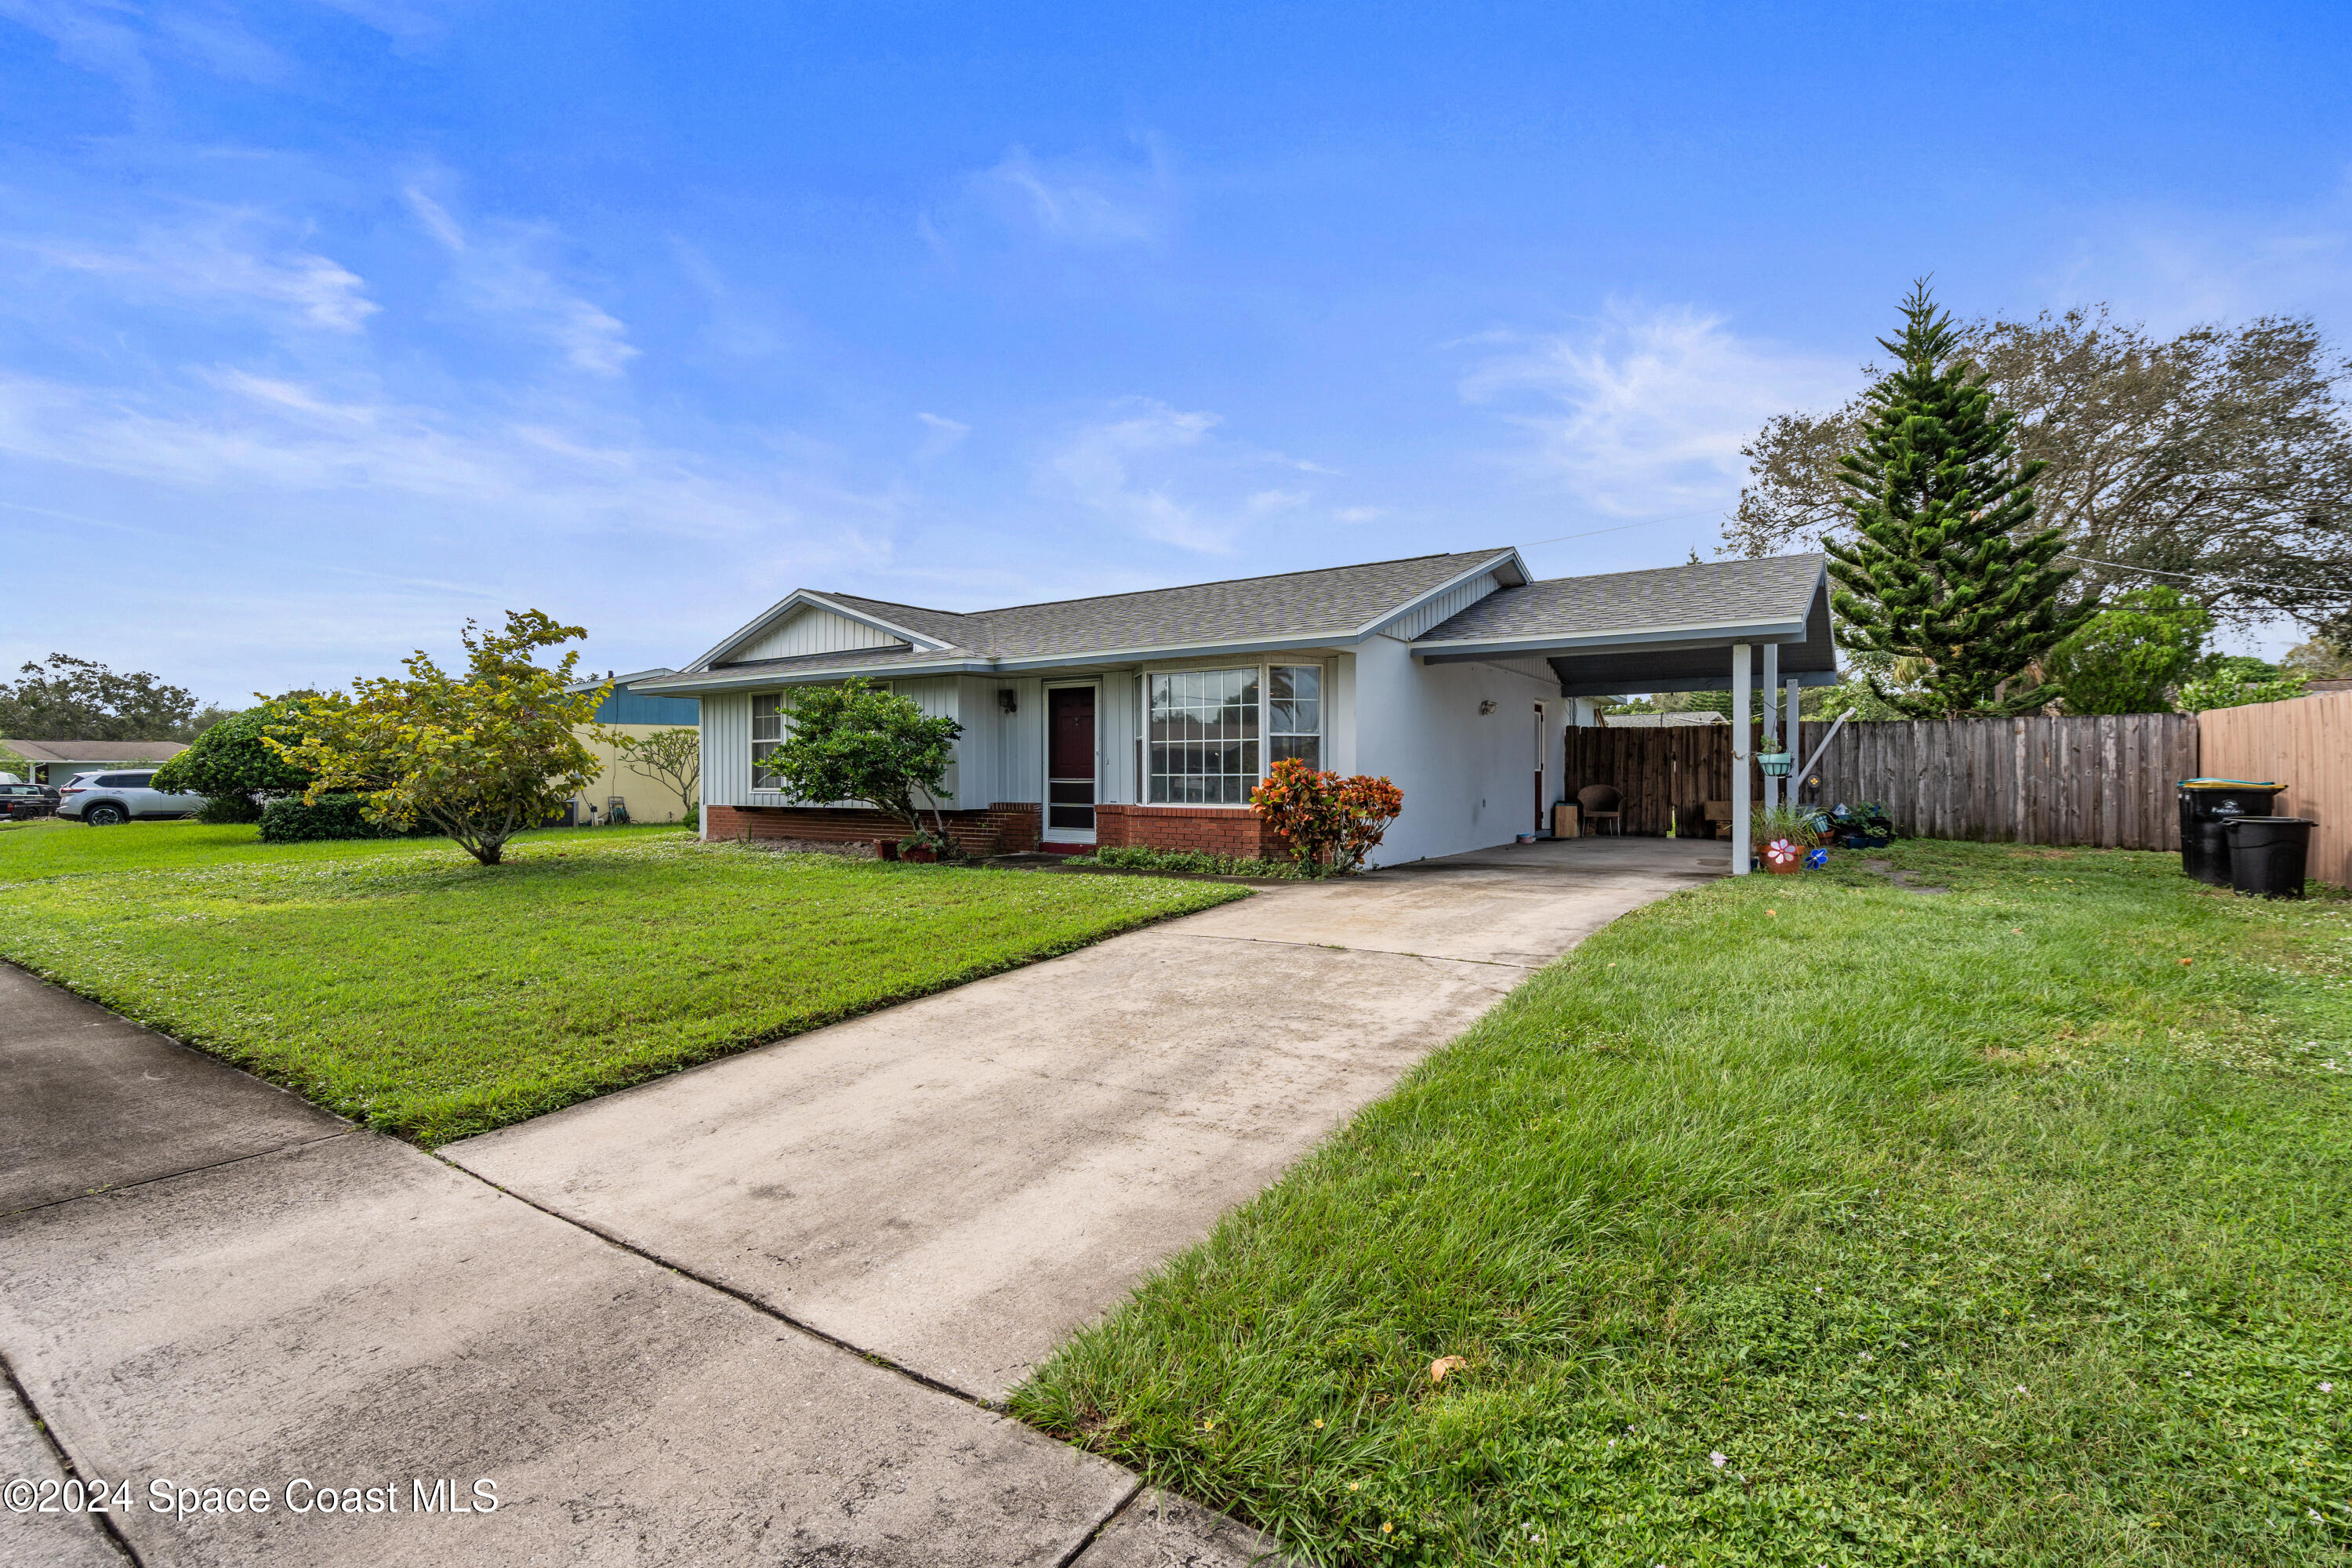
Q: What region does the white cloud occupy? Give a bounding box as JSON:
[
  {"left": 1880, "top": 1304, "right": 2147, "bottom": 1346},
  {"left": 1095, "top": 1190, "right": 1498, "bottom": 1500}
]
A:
[
  {"left": 15, "top": 214, "right": 379, "bottom": 332},
  {"left": 0, "top": 363, "right": 888, "bottom": 554},
  {"left": 1043, "top": 399, "right": 1316, "bottom": 552},
  {"left": 405, "top": 187, "right": 637, "bottom": 376},
  {"left": 955, "top": 143, "right": 1176, "bottom": 248},
  {"left": 1459, "top": 301, "right": 1847, "bottom": 516},
  {"left": 2037, "top": 180, "right": 2352, "bottom": 332}
]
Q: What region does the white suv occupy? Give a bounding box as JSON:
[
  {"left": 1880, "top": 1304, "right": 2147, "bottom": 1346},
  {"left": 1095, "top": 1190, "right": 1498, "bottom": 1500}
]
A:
[{"left": 56, "top": 770, "right": 207, "bottom": 826}]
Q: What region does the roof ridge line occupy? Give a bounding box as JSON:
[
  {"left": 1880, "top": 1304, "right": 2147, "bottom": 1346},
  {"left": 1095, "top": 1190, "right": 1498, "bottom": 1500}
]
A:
[{"left": 837, "top": 548, "right": 1516, "bottom": 621}]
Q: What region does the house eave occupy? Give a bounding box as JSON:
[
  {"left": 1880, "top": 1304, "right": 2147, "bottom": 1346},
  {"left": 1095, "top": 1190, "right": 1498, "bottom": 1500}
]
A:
[{"left": 1414, "top": 616, "right": 1813, "bottom": 664}]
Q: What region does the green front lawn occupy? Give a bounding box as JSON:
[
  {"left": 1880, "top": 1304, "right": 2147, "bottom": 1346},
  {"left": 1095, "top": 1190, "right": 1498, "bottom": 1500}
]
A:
[
  {"left": 0, "top": 825, "right": 1243, "bottom": 1145},
  {"left": 1012, "top": 842, "right": 2351, "bottom": 1566}
]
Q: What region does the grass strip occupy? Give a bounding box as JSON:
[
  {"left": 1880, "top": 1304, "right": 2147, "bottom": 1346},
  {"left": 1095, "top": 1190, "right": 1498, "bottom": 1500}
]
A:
[
  {"left": 1011, "top": 840, "right": 2352, "bottom": 1566},
  {"left": 0, "top": 826, "right": 1243, "bottom": 1145}
]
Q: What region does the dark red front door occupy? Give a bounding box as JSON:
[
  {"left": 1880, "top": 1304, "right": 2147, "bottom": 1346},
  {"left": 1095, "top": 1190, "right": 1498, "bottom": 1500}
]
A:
[{"left": 1047, "top": 686, "right": 1097, "bottom": 838}]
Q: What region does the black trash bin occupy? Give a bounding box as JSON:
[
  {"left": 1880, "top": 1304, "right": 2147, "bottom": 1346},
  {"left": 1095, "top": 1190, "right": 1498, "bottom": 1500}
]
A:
[
  {"left": 2227, "top": 817, "right": 2313, "bottom": 899},
  {"left": 2178, "top": 779, "right": 2284, "bottom": 887}
]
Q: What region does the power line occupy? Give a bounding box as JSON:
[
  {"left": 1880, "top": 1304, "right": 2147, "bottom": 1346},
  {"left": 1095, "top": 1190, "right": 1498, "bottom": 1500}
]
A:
[
  {"left": 2057, "top": 553, "right": 2352, "bottom": 603},
  {"left": 1516, "top": 508, "right": 1729, "bottom": 550}
]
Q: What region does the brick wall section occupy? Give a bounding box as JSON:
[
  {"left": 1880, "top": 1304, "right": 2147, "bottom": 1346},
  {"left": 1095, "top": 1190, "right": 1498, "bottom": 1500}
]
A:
[
  {"left": 1095, "top": 804, "right": 1265, "bottom": 858},
  {"left": 983, "top": 802, "right": 1041, "bottom": 855},
  {"left": 706, "top": 802, "right": 1044, "bottom": 857}
]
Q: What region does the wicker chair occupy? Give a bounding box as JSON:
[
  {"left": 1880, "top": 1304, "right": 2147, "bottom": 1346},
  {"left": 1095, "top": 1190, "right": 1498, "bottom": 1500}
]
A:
[{"left": 1575, "top": 784, "right": 1623, "bottom": 837}]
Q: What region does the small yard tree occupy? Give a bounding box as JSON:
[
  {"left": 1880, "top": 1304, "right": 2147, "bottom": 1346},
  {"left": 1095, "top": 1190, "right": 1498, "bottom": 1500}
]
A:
[
  {"left": 151, "top": 694, "right": 319, "bottom": 822},
  {"left": 269, "top": 612, "right": 608, "bottom": 866},
  {"left": 616, "top": 726, "right": 701, "bottom": 823},
  {"left": 1828, "top": 283, "right": 2090, "bottom": 716},
  {"left": 767, "top": 679, "right": 963, "bottom": 850},
  {"left": 2044, "top": 586, "right": 2210, "bottom": 714}
]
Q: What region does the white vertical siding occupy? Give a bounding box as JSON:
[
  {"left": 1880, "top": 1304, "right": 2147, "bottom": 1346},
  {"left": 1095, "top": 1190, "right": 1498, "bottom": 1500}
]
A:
[
  {"left": 1098, "top": 671, "right": 1136, "bottom": 805},
  {"left": 1351, "top": 639, "right": 1563, "bottom": 864},
  {"left": 702, "top": 690, "right": 753, "bottom": 808},
  {"left": 1328, "top": 653, "right": 1359, "bottom": 775},
  {"left": 893, "top": 677, "right": 962, "bottom": 806},
  {"left": 1375, "top": 572, "right": 1500, "bottom": 641},
  {"left": 733, "top": 606, "right": 904, "bottom": 662}
]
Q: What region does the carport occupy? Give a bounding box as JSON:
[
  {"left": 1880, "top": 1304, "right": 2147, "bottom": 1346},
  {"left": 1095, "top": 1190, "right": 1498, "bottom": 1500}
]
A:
[{"left": 1410, "top": 554, "right": 1839, "bottom": 873}]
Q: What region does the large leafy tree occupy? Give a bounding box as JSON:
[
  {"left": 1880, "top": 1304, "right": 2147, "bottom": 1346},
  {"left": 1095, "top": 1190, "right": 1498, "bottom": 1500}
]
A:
[
  {"left": 1728, "top": 305, "right": 2352, "bottom": 647},
  {"left": 150, "top": 695, "right": 321, "bottom": 821},
  {"left": 2042, "top": 587, "right": 2210, "bottom": 714},
  {"left": 1827, "top": 284, "right": 2089, "bottom": 717},
  {"left": 0, "top": 654, "right": 204, "bottom": 740},
  {"left": 270, "top": 612, "right": 608, "bottom": 866},
  {"left": 768, "top": 679, "right": 961, "bottom": 848}
]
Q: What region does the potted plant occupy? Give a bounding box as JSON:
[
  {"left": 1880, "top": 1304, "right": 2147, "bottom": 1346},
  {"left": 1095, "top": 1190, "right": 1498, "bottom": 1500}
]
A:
[
  {"left": 1751, "top": 804, "right": 1817, "bottom": 873},
  {"left": 873, "top": 837, "right": 901, "bottom": 861},
  {"left": 898, "top": 829, "right": 951, "bottom": 864},
  {"left": 1828, "top": 801, "right": 1894, "bottom": 848},
  {"left": 1757, "top": 734, "right": 1794, "bottom": 778}
]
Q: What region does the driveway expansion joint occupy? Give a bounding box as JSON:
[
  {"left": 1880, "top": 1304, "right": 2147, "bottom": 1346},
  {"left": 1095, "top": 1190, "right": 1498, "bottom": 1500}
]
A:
[
  {"left": 430, "top": 1150, "right": 1014, "bottom": 1415},
  {"left": 1, "top": 1130, "right": 355, "bottom": 1221},
  {"left": 2, "top": 1348, "right": 141, "bottom": 1566}
]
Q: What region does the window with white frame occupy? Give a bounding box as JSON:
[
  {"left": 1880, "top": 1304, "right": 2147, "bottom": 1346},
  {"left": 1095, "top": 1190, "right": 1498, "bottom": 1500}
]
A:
[
  {"left": 750, "top": 691, "right": 786, "bottom": 790},
  {"left": 1148, "top": 669, "right": 1259, "bottom": 804},
  {"left": 1145, "top": 663, "right": 1325, "bottom": 804},
  {"left": 1269, "top": 665, "right": 1321, "bottom": 769}
]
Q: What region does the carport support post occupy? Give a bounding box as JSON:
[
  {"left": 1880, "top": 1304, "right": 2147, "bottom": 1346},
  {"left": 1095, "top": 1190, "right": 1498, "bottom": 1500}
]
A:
[
  {"left": 1760, "top": 642, "right": 1780, "bottom": 813},
  {"left": 1731, "top": 643, "right": 1751, "bottom": 875}
]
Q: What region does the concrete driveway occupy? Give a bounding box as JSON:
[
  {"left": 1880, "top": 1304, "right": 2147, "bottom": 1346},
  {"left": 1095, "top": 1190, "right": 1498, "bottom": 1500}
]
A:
[{"left": 1, "top": 836, "right": 1717, "bottom": 1566}]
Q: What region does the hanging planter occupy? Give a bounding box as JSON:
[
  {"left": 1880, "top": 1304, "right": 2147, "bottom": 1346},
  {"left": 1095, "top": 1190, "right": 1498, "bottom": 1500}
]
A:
[{"left": 1758, "top": 744, "right": 1794, "bottom": 778}]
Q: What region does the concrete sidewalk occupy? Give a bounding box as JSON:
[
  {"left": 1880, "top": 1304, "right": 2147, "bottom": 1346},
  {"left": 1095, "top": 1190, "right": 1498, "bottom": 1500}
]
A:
[{"left": 2, "top": 837, "right": 1715, "bottom": 1566}]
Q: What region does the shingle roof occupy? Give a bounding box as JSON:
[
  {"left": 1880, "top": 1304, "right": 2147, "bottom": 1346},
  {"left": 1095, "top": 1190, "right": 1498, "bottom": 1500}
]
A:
[
  {"left": 0, "top": 739, "right": 188, "bottom": 764},
  {"left": 1416, "top": 554, "right": 1825, "bottom": 645},
  {"left": 740, "top": 550, "right": 1515, "bottom": 666}
]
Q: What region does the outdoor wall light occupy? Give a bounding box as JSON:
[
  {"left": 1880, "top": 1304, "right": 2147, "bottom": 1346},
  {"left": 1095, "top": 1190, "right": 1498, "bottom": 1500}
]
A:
[
  {"left": 1479, "top": 699, "right": 1497, "bottom": 715},
  {"left": 998, "top": 689, "right": 1018, "bottom": 714}
]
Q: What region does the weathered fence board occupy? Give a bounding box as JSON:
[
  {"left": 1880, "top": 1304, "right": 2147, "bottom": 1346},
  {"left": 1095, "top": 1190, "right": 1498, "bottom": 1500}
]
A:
[
  {"left": 1566, "top": 713, "right": 2201, "bottom": 850},
  {"left": 2198, "top": 690, "right": 2352, "bottom": 889}
]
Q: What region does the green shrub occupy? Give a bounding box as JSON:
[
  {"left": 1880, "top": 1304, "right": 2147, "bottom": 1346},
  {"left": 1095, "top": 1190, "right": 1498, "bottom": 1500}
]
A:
[
  {"left": 196, "top": 792, "right": 264, "bottom": 825},
  {"left": 258, "top": 793, "right": 422, "bottom": 844}
]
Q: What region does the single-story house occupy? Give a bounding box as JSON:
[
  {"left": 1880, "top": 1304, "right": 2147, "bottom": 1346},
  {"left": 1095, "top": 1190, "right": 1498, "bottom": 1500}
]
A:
[
  {"left": 562, "top": 669, "right": 702, "bottom": 824},
  {"left": 0, "top": 739, "right": 189, "bottom": 786},
  {"left": 636, "top": 547, "right": 1835, "bottom": 869}
]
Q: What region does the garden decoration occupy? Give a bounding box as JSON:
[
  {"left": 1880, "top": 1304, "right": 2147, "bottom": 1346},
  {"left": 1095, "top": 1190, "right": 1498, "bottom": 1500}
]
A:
[
  {"left": 1765, "top": 837, "right": 1804, "bottom": 873},
  {"left": 1805, "top": 846, "right": 1831, "bottom": 870}
]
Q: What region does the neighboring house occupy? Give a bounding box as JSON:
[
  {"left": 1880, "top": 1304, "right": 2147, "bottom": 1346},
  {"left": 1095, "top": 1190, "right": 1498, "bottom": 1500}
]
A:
[
  {"left": 564, "top": 670, "right": 702, "bottom": 823},
  {"left": 1600, "top": 711, "right": 1731, "bottom": 727},
  {"left": 637, "top": 549, "right": 1835, "bottom": 866},
  {"left": 0, "top": 739, "right": 189, "bottom": 786}
]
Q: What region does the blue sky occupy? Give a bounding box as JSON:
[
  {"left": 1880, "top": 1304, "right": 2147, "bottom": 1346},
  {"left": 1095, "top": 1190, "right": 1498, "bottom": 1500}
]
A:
[{"left": 5, "top": 2, "right": 2350, "bottom": 702}]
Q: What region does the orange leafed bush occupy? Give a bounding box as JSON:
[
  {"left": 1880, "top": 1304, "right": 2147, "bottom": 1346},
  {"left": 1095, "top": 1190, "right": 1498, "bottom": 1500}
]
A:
[{"left": 1249, "top": 757, "right": 1403, "bottom": 873}]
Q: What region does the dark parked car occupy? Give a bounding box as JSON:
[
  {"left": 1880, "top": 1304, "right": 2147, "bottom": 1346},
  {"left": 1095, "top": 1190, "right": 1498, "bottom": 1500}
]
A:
[{"left": 0, "top": 782, "right": 58, "bottom": 820}]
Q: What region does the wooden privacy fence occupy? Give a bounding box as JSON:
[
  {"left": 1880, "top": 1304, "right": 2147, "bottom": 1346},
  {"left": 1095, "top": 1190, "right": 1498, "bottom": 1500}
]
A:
[
  {"left": 1800, "top": 714, "right": 2199, "bottom": 851},
  {"left": 1565, "top": 713, "right": 2200, "bottom": 851},
  {"left": 2198, "top": 689, "right": 2351, "bottom": 888}
]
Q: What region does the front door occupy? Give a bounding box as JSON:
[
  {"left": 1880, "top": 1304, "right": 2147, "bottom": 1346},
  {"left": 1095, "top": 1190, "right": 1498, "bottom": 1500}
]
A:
[{"left": 1045, "top": 685, "right": 1098, "bottom": 844}]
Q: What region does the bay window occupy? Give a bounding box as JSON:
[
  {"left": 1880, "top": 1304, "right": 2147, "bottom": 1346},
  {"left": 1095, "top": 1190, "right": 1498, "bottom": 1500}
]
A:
[{"left": 1145, "top": 662, "right": 1325, "bottom": 804}]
